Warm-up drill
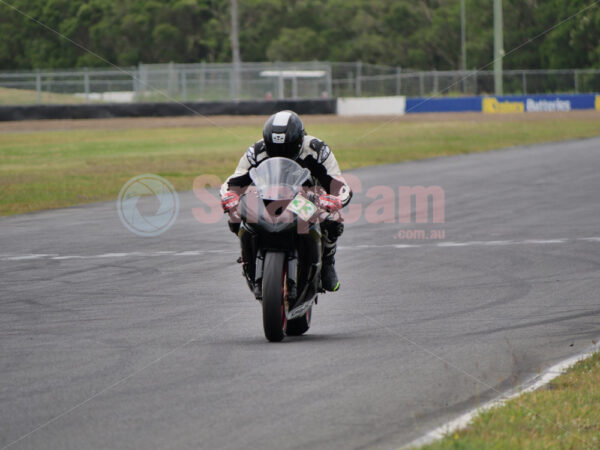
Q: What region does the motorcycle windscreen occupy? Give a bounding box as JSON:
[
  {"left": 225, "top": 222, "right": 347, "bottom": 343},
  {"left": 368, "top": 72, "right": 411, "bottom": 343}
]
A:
[{"left": 249, "top": 157, "right": 311, "bottom": 200}]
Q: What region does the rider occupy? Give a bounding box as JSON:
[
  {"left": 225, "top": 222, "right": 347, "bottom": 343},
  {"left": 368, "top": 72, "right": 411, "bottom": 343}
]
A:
[{"left": 220, "top": 110, "right": 352, "bottom": 292}]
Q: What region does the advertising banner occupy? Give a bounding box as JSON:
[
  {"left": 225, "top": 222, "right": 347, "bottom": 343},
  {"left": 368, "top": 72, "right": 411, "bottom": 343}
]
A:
[{"left": 403, "top": 94, "right": 598, "bottom": 114}]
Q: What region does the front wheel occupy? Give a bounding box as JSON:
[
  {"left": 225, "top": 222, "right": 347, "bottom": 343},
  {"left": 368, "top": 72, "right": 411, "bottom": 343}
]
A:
[{"left": 262, "top": 251, "right": 286, "bottom": 342}]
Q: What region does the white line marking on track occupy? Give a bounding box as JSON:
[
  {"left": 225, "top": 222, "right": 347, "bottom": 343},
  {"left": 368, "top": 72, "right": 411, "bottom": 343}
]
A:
[
  {"left": 522, "top": 239, "right": 567, "bottom": 244},
  {"left": 436, "top": 241, "right": 473, "bottom": 247},
  {"left": 50, "top": 255, "right": 85, "bottom": 260},
  {"left": 483, "top": 240, "right": 513, "bottom": 246},
  {"left": 402, "top": 338, "right": 600, "bottom": 449},
  {"left": 5, "top": 254, "right": 56, "bottom": 261},
  {"left": 1, "top": 237, "right": 599, "bottom": 263},
  {"left": 96, "top": 253, "right": 130, "bottom": 258}
]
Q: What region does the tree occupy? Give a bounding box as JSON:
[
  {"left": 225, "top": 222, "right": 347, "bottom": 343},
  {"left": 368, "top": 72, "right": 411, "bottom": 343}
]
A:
[{"left": 0, "top": 0, "right": 598, "bottom": 70}]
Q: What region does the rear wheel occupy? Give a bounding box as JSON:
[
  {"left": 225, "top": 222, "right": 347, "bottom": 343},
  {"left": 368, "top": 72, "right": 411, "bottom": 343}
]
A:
[{"left": 262, "top": 252, "right": 286, "bottom": 342}]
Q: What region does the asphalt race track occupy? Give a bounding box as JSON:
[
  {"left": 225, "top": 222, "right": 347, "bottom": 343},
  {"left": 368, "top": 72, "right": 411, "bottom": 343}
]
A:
[{"left": 2, "top": 137, "right": 600, "bottom": 449}]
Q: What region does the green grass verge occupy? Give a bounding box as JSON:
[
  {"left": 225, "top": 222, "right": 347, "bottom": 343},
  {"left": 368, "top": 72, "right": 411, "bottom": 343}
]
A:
[
  {"left": 1, "top": 116, "right": 599, "bottom": 215},
  {"left": 418, "top": 351, "right": 600, "bottom": 449},
  {"left": 0, "top": 86, "right": 88, "bottom": 105}
]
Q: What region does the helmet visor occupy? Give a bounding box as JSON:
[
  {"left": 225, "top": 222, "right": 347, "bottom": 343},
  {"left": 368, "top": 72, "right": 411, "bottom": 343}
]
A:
[{"left": 266, "top": 140, "right": 301, "bottom": 159}]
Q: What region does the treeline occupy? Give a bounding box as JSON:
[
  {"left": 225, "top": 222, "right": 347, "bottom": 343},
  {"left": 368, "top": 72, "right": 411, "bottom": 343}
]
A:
[{"left": 1, "top": 0, "right": 599, "bottom": 70}]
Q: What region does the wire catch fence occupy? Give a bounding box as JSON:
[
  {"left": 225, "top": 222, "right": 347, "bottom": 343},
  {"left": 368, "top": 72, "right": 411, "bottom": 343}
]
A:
[{"left": 0, "top": 62, "right": 598, "bottom": 105}]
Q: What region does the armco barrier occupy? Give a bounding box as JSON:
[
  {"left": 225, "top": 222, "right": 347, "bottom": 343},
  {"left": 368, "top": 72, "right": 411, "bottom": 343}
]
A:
[
  {"left": 405, "top": 93, "right": 599, "bottom": 114},
  {"left": 2, "top": 94, "right": 597, "bottom": 120},
  {"left": 0, "top": 99, "right": 337, "bottom": 121}
]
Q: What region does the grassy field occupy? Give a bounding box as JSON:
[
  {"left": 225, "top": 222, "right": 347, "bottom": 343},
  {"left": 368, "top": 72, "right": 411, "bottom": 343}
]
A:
[
  {"left": 0, "top": 86, "right": 88, "bottom": 105},
  {"left": 1, "top": 113, "right": 600, "bottom": 215},
  {"left": 419, "top": 351, "right": 600, "bottom": 449}
]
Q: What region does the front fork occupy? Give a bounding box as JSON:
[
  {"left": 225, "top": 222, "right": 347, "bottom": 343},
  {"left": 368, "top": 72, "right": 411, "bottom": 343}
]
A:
[
  {"left": 239, "top": 224, "right": 260, "bottom": 298},
  {"left": 252, "top": 251, "right": 298, "bottom": 301},
  {"left": 239, "top": 222, "right": 322, "bottom": 302}
]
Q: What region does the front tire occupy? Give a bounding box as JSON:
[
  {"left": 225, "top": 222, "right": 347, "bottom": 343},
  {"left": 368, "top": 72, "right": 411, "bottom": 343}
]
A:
[{"left": 262, "top": 252, "right": 286, "bottom": 342}]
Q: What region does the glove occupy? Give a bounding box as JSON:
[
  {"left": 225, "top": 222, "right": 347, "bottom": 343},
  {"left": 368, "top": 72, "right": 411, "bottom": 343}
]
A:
[
  {"left": 221, "top": 191, "right": 240, "bottom": 213},
  {"left": 319, "top": 194, "right": 342, "bottom": 212}
]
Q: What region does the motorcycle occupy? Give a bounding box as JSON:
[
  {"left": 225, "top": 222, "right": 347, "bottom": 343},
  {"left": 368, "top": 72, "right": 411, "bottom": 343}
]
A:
[{"left": 229, "top": 157, "right": 332, "bottom": 342}]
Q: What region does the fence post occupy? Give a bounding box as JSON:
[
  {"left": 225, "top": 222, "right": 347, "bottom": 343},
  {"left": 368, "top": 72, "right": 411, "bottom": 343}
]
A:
[
  {"left": 230, "top": 67, "right": 236, "bottom": 100},
  {"left": 472, "top": 68, "right": 478, "bottom": 95},
  {"left": 168, "top": 61, "right": 176, "bottom": 97},
  {"left": 277, "top": 63, "right": 284, "bottom": 99},
  {"left": 433, "top": 70, "right": 439, "bottom": 94},
  {"left": 346, "top": 71, "right": 353, "bottom": 95},
  {"left": 132, "top": 66, "right": 138, "bottom": 100},
  {"left": 292, "top": 75, "right": 298, "bottom": 99},
  {"left": 419, "top": 72, "right": 425, "bottom": 97},
  {"left": 522, "top": 71, "right": 527, "bottom": 94},
  {"left": 278, "top": 74, "right": 284, "bottom": 99},
  {"left": 355, "top": 60, "right": 362, "bottom": 97},
  {"left": 325, "top": 65, "right": 333, "bottom": 98},
  {"left": 396, "top": 66, "right": 402, "bottom": 95},
  {"left": 180, "top": 69, "right": 187, "bottom": 102},
  {"left": 83, "top": 68, "right": 90, "bottom": 103},
  {"left": 139, "top": 63, "right": 147, "bottom": 100},
  {"left": 35, "top": 69, "right": 42, "bottom": 104},
  {"left": 574, "top": 70, "right": 579, "bottom": 93},
  {"left": 200, "top": 61, "right": 206, "bottom": 100}
]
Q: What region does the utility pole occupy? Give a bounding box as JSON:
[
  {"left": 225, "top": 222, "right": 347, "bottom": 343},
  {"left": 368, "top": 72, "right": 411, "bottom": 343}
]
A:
[
  {"left": 460, "top": 0, "right": 467, "bottom": 92},
  {"left": 460, "top": 0, "right": 466, "bottom": 72},
  {"left": 231, "top": 0, "right": 241, "bottom": 99},
  {"left": 493, "top": 0, "right": 504, "bottom": 95}
]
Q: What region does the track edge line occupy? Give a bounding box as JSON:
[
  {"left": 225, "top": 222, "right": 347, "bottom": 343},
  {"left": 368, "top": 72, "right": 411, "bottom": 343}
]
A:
[{"left": 401, "top": 338, "right": 600, "bottom": 449}]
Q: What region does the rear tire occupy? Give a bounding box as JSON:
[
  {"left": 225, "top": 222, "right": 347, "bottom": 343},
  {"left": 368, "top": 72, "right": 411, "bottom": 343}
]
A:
[{"left": 262, "top": 252, "right": 286, "bottom": 342}]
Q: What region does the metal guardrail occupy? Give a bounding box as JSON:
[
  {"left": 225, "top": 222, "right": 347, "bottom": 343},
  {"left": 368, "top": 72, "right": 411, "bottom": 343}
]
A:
[{"left": 0, "top": 62, "right": 599, "bottom": 105}]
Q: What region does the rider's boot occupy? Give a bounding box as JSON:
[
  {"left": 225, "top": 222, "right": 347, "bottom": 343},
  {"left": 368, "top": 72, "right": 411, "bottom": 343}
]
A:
[
  {"left": 321, "top": 219, "right": 343, "bottom": 292},
  {"left": 321, "top": 255, "right": 340, "bottom": 292}
]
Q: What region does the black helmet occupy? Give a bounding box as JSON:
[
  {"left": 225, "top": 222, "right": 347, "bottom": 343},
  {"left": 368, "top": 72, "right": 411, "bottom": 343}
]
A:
[{"left": 262, "top": 110, "right": 305, "bottom": 159}]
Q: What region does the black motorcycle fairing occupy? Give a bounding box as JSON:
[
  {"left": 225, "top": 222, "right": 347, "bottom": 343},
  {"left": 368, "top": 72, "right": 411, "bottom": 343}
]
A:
[{"left": 237, "top": 190, "right": 300, "bottom": 234}]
